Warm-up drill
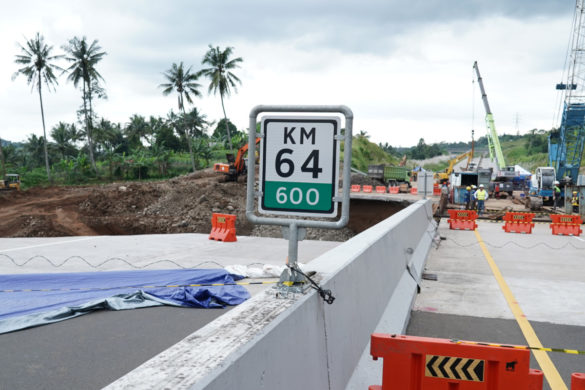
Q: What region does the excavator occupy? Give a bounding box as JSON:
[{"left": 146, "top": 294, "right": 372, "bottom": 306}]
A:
[
  {"left": 0, "top": 174, "right": 20, "bottom": 191},
  {"left": 214, "top": 138, "right": 260, "bottom": 181},
  {"left": 434, "top": 150, "right": 474, "bottom": 183}
]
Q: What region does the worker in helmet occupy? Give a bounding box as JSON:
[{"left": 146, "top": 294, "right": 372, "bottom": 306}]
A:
[
  {"left": 474, "top": 184, "right": 488, "bottom": 216},
  {"left": 553, "top": 181, "right": 561, "bottom": 212},
  {"left": 470, "top": 185, "right": 477, "bottom": 211},
  {"left": 464, "top": 186, "right": 472, "bottom": 210},
  {"left": 572, "top": 191, "right": 579, "bottom": 214}
]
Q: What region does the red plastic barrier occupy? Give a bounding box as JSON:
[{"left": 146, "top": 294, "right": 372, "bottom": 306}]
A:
[
  {"left": 389, "top": 186, "right": 400, "bottom": 194},
  {"left": 410, "top": 187, "right": 418, "bottom": 194},
  {"left": 351, "top": 185, "right": 361, "bottom": 192},
  {"left": 550, "top": 214, "right": 583, "bottom": 236},
  {"left": 363, "top": 185, "right": 373, "bottom": 193},
  {"left": 369, "top": 334, "right": 543, "bottom": 390},
  {"left": 433, "top": 188, "right": 441, "bottom": 196},
  {"left": 502, "top": 212, "right": 535, "bottom": 234},
  {"left": 375, "top": 186, "right": 386, "bottom": 193},
  {"left": 447, "top": 209, "right": 478, "bottom": 231},
  {"left": 573, "top": 373, "right": 585, "bottom": 390},
  {"left": 208, "top": 213, "right": 237, "bottom": 242}
]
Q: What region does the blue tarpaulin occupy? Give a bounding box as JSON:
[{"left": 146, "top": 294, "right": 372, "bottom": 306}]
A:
[{"left": 0, "top": 269, "right": 250, "bottom": 334}]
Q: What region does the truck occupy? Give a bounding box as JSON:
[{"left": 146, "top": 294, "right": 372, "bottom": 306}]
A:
[{"left": 368, "top": 165, "right": 410, "bottom": 187}]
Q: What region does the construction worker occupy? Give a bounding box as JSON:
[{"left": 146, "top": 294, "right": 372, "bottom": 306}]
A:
[
  {"left": 464, "top": 186, "right": 472, "bottom": 210},
  {"left": 438, "top": 182, "right": 449, "bottom": 216},
  {"left": 553, "top": 181, "right": 561, "bottom": 211},
  {"left": 572, "top": 191, "right": 580, "bottom": 214},
  {"left": 474, "top": 184, "right": 488, "bottom": 216},
  {"left": 470, "top": 185, "right": 477, "bottom": 211}
]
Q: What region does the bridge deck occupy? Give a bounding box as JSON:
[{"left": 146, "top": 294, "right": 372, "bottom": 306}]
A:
[{"left": 409, "top": 219, "right": 585, "bottom": 389}]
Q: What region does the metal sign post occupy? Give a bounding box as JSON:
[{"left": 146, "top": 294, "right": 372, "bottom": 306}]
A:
[{"left": 246, "top": 105, "right": 353, "bottom": 293}]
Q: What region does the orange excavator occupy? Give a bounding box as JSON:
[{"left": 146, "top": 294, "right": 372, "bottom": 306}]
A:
[{"left": 214, "top": 138, "right": 260, "bottom": 181}]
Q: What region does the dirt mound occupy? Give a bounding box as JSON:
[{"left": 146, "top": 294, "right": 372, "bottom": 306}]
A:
[
  {"left": 0, "top": 169, "right": 356, "bottom": 241},
  {"left": 349, "top": 173, "right": 382, "bottom": 186}
]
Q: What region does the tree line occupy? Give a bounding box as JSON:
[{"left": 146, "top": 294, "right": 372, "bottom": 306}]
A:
[
  {"left": 2, "top": 32, "right": 243, "bottom": 185},
  {"left": 378, "top": 130, "right": 550, "bottom": 162}
]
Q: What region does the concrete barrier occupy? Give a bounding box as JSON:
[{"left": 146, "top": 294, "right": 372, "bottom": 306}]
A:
[{"left": 106, "top": 200, "right": 436, "bottom": 390}]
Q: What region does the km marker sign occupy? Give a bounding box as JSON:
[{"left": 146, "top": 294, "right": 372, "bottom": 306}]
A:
[{"left": 259, "top": 116, "right": 340, "bottom": 217}]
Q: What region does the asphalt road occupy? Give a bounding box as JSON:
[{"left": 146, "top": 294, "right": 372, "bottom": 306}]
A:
[{"left": 0, "top": 306, "right": 232, "bottom": 389}]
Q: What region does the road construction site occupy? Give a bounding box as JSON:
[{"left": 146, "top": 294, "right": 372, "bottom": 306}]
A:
[{"left": 0, "top": 175, "right": 583, "bottom": 389}]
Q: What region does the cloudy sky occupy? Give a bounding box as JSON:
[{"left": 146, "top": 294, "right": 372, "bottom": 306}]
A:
[{"left": 0, "top": 0, "right": 576, "bottom": 147}]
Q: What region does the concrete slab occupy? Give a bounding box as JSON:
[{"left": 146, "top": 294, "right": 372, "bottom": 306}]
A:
[
  {"left": 409, "top": 218, "right": 585, "bottom": 389},
  {"left": 0, "top": 233, "right": 340, "bottom": 390}
]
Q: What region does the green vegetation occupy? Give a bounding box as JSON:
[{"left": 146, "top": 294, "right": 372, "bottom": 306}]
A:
[
  {"left": 13, "top": 33, "right": 62, "bottom": 181},
  {"left": 5, "top": 32, "right": 245, "bottom": 188},
  {"left": 199, "top": 45, "right": 243, "bottom": 152},
  {"left": 347, "top": 133, "right": 397, "bottom": 172},
  {"left": 5, "top": 33, "right": 582, "bottom": 188}
]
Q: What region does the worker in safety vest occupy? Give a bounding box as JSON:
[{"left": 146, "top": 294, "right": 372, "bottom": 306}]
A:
[
  {"left": 553, "top": 181, "right": 561, "bottom": 211},
  {"left": 572, "top": 191, "right": 579, "bottom": 214},
  {"left": 464, "top": 186, "right": 472, "bottom": 210},
  {"left": 469, "top": 185, "right": 477, "bottom": 211},
  {"left": 474, "top": 184, "right": 488, "bottom": 216}
]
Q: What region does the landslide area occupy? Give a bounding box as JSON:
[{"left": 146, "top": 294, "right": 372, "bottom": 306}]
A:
[{"left": 0, "top": 169, "right": 357, "bottom": 241}]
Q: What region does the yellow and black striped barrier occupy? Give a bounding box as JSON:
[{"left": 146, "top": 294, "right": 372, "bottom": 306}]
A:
[{"left": 452, "top": 339, "right": 585, "bottom": 355}]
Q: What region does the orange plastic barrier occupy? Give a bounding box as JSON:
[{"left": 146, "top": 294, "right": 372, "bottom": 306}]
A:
[
  {"left": 375, "top": 186, "right": 386, "bottom": 193},
  {"left": 502, "top": 212, "right": 535, "bottom": 234},
  {"left": 209, "top": 213, "right": 237, "bottom": 242},
  {"left": 351, "top": 185, "right": 361, "bottom": 192},
  {"left": 410, "top": 187, "right": 418, "bottom": 194},
  {"left": 389, "top": 186, "right": 400, "bottom": 194},
  {"left": 573, "top": 373, "right": 585, "bottom": 390},
  {"left": 369, "top": 334, "right": 543, "bottom": 390},
  {"left": 433, "top": 186, "right": 441, "bottom": 196},
  {"left": 447, "top": 209, "right": 478, "bottom": 231},
  {"left": 550, "top": 214, "right": 583, "bottom": 236},
  {"left": 363, "top": 185, "right": 373, "bottom": 193}
]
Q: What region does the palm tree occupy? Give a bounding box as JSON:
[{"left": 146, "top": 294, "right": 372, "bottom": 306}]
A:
[
  {"left": 199, "top": 45, "right": 243, "bottom": 151},
  {"left": 13, "top": 33, "right": 62, "bottom": 181},
  {"left": 24, "top": 134, "right": 46, "bottom": 168},
  {"left": 62, "top": 36, "right": 107, "bottom": 173},
  {"left": 51, "top": 122, "right": 78, "bottom": 159},
  {"left": 125, "top": 114, "right": 149, "bottom": 149},
  {"left": 159, "top": 62, "right": 202, "bottom": 172}
]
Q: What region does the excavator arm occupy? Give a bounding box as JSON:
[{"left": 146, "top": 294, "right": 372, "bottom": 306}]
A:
[{"left": 215, "top": 138, "right": 261, "bottom": 180}]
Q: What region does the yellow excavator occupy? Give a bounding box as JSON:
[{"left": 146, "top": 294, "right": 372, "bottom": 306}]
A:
[
  {"left": 0, "top": 174, "right": 20, "bottom": 191},
  {"left": 435, "top": 151, "right": 474, "bottom": 183}
]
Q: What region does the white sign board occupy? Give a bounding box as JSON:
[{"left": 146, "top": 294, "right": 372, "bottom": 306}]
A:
[{"left": 259, "top": 116, "right": 340, "bottom": 217}]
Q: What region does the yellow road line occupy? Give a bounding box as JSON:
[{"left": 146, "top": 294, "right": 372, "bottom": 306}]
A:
[{"left": 474, "top": 230, "right": 567, "bottom": 390}]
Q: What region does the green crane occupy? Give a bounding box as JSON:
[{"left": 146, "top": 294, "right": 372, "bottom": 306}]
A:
[{"left": 473, "top": 61, "right": 506, "bottom": 170}]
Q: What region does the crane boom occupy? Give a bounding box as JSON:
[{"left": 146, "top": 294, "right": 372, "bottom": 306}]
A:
[{"left": 473, "top": 61, "right": 507, "bottom": 170}]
